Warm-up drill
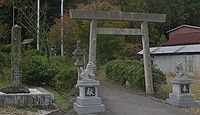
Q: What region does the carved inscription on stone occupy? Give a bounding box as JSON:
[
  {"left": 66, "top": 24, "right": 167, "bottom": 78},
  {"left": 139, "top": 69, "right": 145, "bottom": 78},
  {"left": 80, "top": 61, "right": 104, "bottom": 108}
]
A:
[
  {"left": 85, "top": 87, "right": 95, "bottom": 97},
  {"left": 11, "top": 25, "right": 22, "bottom": 87},
  {"left": 181, "top": 84, "right": 190, "bottom": 93}
]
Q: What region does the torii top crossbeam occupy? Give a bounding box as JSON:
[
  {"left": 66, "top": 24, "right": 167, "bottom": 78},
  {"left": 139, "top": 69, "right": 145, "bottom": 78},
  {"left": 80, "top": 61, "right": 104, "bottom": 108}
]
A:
[{"left": 69, "top": 9, "right": 166, "bottom": 22}]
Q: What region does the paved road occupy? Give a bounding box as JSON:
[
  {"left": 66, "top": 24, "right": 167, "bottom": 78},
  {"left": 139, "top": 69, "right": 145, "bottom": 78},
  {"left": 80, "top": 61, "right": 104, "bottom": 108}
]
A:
[{"left": 99, "top": 80, "right": 193, "bottom": 115}]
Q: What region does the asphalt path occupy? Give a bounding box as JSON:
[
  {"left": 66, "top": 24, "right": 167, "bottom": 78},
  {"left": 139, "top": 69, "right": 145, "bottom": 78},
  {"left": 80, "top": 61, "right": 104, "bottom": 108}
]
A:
[{"left": 99, "top": 80, "right": 193, "bottom": 115}]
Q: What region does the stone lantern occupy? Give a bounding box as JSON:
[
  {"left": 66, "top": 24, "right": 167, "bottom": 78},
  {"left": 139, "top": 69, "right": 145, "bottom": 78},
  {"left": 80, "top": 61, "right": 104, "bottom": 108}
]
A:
[{"left": 73, "top": 41, "right": 86, "bottom": 82}]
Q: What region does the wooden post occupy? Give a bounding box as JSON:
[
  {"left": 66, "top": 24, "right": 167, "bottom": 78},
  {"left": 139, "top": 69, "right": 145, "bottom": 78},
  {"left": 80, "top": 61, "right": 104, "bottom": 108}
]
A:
[
  {"left": 89, "top": 20, "right": 97, "bottom": 66},
  {"left": 141, "top": 22, "right": 153, "bottom": 95},
  {"left": 11, "top": 25, "right": 22, "bottom": 87}
]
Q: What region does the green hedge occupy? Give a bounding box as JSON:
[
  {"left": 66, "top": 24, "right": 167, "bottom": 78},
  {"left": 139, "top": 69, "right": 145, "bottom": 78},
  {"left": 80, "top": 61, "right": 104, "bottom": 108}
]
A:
[
  {"left": 0, "top": 45, "right": 11, "bottom": 75},
  {"left": 21, "top": 50, "right": 77, "bottom": 92},
  {"left": 105, "top": 59, "right": 166, "bottom": 92}
]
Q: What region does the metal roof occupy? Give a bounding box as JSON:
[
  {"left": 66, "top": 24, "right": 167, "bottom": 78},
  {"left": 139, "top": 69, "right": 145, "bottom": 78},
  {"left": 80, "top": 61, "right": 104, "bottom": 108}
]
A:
[
  {"left": 164, "top": 32, "right": 200, "bottom": 46},
  {"left": 166, "top": 25, "right": 200, "bottom": 33},
  {"left": 138, "top": 44, "right": 200, "bottom": 55}
]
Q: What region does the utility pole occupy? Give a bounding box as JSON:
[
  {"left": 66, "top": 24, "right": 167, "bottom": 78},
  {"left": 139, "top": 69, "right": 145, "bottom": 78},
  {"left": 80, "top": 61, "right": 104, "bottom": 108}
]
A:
[
  {"left": 37, "top": 0, "right": 40, "bottom": 50},
  {"left": 60, "top": 0, "right": 64, "bottom": 56}
]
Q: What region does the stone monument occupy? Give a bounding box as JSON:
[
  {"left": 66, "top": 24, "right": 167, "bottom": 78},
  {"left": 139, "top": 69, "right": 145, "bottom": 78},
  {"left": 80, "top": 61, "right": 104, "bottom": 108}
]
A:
[
  {"left": 0, "top": 25, "right": 56, "bottom": 109},
  {"left": 166, "top": 63, "right": 200, "bottom": 107},
  {"left": 11, "top": 25, "right": 22, "bottom": 87},
  {"left": 73, "top": 41, "right": 105, "bottom": 115}
]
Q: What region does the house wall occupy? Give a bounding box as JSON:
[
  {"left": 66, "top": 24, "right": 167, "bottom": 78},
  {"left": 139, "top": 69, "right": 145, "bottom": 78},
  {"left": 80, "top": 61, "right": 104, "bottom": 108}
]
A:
[
  {"left": 193, "top": 55, "right": 200, "bottom": 74},
  {"left": 169, "top": 27, "right": 200, "bottom": 38},
  {"left": 153, "top": 54, "right": 200, "bottom": 74}
]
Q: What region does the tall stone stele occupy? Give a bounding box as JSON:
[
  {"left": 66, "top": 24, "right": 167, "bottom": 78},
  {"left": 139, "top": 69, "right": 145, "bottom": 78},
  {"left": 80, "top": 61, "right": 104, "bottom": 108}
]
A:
[
  {"left": 11, "top": 25, "right": 22, "bottom": 87},
  {"left": 166, "top": 63, "right": 200, "bottom": 107}
]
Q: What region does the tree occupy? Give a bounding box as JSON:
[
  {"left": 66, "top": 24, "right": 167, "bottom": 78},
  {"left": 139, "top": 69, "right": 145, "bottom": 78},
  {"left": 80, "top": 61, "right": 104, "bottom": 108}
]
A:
[
  {"left": 0, "top": 22, "right": 10, "bottom": 44},
  {"left": 49, "top": 13, "right": 77, "bottom": 56},
  {"left": 0, "top": 0, "right": 6, "bottom": 5},
  {"left": 13, "top": 0, "right": 51, "bottom": 56},
  {"left": 75, "top": 1, "right": 128, "bottom": 63}
]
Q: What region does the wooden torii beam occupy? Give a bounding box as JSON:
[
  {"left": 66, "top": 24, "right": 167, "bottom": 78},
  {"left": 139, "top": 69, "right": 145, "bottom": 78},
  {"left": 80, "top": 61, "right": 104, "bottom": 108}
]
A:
[{"left": 69, "top": 9, "right": 166, "bottom": 95}]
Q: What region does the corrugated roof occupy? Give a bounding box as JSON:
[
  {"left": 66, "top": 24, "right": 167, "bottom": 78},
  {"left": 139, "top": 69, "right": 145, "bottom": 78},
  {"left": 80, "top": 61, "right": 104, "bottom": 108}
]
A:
[
  {"left": 138, "top": 44, "right": 200, "bottom": 55},
  {"left": 164, "top": 32, "right": 200, "bottom": 46},
  {"left": 166, "top": 25, "right": 200, "bottom": 33}
]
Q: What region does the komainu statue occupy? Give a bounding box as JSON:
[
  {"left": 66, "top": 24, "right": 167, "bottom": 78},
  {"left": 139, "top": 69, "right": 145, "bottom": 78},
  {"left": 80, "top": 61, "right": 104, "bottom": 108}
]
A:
[
  {"left": 80, "top": 61, "right": 96, "bottom": 81},
  {"left": 175, "top": 63, "right": 187, "bottom": 79}
]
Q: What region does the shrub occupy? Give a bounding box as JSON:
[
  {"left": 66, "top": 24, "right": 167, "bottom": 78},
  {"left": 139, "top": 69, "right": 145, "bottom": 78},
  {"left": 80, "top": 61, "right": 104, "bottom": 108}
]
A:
[
  {"left": 54, "top": 67, "right": 77, "bottom": 92},
  {"left": 0, "top": 45, "right": 10, "bottom": 77},
  {"left": 21, "top": 53, "right": 77, "bottom": 92},
  {"left": 21, "top": 56, "right": 52, "bottom": 86},
  {"left": 0, "top": 45, "right": 11, "bottom": 68},
  {"left": 105, "top": 59, "right": 166, "bottom": 92}
]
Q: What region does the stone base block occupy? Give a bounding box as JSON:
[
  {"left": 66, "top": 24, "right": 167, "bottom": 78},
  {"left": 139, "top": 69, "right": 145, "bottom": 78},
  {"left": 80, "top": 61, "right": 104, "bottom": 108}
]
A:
[
  {"left": 166, "top": 93, "right": 200, "bottom": 107},
  {"left": 169, "top": 93, "right": 195, "bottom": 101},
  {"left": 78, "top": 80, "right": 100, "bottom": 87},
  {"left": 0, "top": 87, "right": 56, "bottom": 109},
  {"left": 77, "top": 97, "right": 101, "bottom": 106},
  {"left": 74, "top": 103, "right": 105, "bottom": 114},
  {"left": 166, "top": 99, "right": 199, "bottom": 107}
]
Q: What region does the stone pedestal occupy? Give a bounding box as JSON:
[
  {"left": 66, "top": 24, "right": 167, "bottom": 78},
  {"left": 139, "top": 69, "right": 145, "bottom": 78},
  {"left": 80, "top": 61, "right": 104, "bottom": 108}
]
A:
[
  {"left": 0, "top": 87, "right": 56, "bottom": 109},
  {"left": 73, "top": 80, "right": 105, "bottom": 114},
  {"left": 166, "top": 78, "right": 199, "bottom": 107}
]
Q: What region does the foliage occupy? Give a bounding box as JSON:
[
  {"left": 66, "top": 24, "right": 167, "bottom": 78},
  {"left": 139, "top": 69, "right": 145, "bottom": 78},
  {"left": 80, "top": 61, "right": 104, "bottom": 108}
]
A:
[
  {"left": 0, "top": 45, "right": 11, "bottom": 74},
  {"left": 105, "top": 59, "right": 166, "bottom": 92},
  {"left": 120, "top": 43, "right": 142, "bottom": 60},
  {"left": 21, "top": 55, "right": 52, "bottom": 86},
  {"left": 13, "top": 0, "right": 51, "bottom": 56},
  {"left": 74, "top": 1, "right": 128, "bottom": 63},
  {"left": 0, "top": 52, "right": 5, "bottom": 74},
  {"left": 0, "top": 0, "right": 6, "bottom": 5},
  {"left": 0, "top": 22, "right": 10, "bottom": 44},
  {"left": 21, "top": 51, "right": 77, "bottom": 92},
  {"left": 54, "top": 67, "right": 77, "bottom": 92},
  {"left": 48, "top": 89, "right": 71, "bottom": 111},
  {"left": 109, "top": 0, "right": 148, "bottom": 12},
  {"left": 49, "top": 13, "right": 77, "bottom": 56}
]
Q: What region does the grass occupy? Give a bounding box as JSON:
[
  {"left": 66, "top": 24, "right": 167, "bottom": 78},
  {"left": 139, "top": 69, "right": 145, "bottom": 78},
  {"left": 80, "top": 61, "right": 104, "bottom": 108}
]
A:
[
  {"left": 155, "top": 73, "right": 173, "bottom": 99},
  {"left": 98, "top": 65, "right": 107, "bottom": 80},
  {"left": 47, "top": 89, "right": 71, "bottom": 111}
]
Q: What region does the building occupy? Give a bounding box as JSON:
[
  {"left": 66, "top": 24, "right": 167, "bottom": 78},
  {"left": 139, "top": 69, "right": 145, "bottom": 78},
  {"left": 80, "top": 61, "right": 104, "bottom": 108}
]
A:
[{"left": 138, "top": 25, "right": 200, "bottom": 75}]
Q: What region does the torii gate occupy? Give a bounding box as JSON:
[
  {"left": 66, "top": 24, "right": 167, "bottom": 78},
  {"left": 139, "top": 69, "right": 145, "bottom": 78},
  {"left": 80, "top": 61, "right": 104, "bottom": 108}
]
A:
[{"left": 70, "top": 9, "right": 166, "bottom": 95}]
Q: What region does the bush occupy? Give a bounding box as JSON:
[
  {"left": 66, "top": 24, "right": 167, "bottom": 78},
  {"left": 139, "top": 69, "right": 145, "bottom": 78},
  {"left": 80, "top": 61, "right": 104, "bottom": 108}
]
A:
[
  {"left": 54, "top": 67, "right": 77, "bottom": 92},
  {"left": 21, "top": 53, "right": 77, "bottom": 92},
  {"left": 105, "top": 59, "right": 166, "bottom": 92},
  {"left": 0, "top": 45, "right": 11, "bottom": 76},
  {"left": 21, "top": 56, "right": 52, "bottom": 86},
  {"left": 0, "top": 45, "right": 11, "bottom": 68}
]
